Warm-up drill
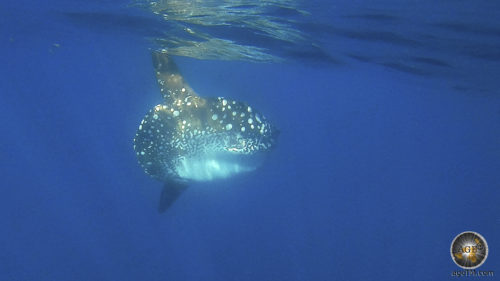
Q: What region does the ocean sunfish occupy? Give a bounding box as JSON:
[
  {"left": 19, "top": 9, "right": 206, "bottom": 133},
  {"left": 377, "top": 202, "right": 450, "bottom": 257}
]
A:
[{"left": 134, "top": 51, "right": 279, "bottom": 212}]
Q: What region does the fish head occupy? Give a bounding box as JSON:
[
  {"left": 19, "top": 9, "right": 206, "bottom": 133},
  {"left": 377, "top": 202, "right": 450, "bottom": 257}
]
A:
[{"left": 205, "top": 97, "right": 279, "bottom": 156}]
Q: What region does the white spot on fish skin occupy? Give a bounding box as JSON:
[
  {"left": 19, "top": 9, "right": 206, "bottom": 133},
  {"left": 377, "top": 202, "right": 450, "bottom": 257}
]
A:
[
  {"left": 255, "top": 115, "right": 261, "bottom": 123},
  {"left": 182, "top": 120, "right": 186, "bottom": 124},
  {"left": 212, "top": 114, "right": 218, "bottom": 120},
  {"left": 139, "top": 125, "right": 143, "bottom": 130},
  {"left": 222, "top": 99, "right": 227, "bottom": 106},
  {"left": 248, "top": 118, "right": 253, "bottom": 124},
  {"left": 181, "top": 88, "right": 186, "bottom": 92},
  {"left": 173, "top": 110, "right": 180, "bottom": 117},
  {"left": 251, "top": 124, "right": 255, "bottom": 129},
  {"left": 226, "top": 124, "right": 233, "bottom": 130},
  {"left": 232, "top": 112, "right": 237, "bottom": 116},
  {"left": 241, "top": 126, "right": 246, "bottom": 132},
  {"left": 240, "top": 113, "right": 245, "bottom": 117},
  {"left": 247, "top": 106, "right": 252, "bottom": 112},
  {"left": 153, "top": 114, "right": 158, "bottom": 120},
  {"left": 140, "top": 151, "right": 145, "bottom": 155}
]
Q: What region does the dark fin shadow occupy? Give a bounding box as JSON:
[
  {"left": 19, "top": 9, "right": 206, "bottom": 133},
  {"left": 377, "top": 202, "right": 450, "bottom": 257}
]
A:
[{"left": 158, "top": 181, "right": 189, "bottom": 213}]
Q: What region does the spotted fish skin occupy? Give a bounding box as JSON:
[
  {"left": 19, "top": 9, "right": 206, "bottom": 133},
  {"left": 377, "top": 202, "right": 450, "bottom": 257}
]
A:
[
  {"left": 134, "top": 97, "right": 276, "bottom": 181},
  {"left": 133, "top": 51, "right": 278, "bottom": 210}
]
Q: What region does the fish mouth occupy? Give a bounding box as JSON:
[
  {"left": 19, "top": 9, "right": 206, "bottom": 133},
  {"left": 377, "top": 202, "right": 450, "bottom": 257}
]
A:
[{"left": 273, "top": 127, "right": 281, "bottom": 139}]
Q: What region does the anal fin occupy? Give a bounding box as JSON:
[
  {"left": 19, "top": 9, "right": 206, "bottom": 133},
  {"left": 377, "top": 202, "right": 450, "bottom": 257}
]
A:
[{"left": 158, "top": 181, "right": 188, "bottom": 213}]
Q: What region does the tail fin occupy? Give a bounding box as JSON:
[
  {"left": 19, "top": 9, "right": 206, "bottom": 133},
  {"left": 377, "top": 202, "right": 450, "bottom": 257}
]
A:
[{"left": 158, "top": 181, "right": 189, "bottom": 213}]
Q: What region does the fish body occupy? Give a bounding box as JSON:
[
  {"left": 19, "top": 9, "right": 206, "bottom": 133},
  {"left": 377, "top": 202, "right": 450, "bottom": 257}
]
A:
[{"left": 134, "top": 52, "right": 278, "bottom": 211}]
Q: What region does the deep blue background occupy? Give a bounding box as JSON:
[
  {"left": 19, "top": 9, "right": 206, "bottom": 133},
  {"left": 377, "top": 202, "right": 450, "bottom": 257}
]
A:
[{"left": 1, "top": 0, "right": 499, "bottom": 280}]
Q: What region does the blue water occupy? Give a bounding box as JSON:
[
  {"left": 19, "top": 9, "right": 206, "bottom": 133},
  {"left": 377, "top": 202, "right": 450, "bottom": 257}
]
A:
[{"left": 1, "top": 0, "right": 499, "bottom": 280}]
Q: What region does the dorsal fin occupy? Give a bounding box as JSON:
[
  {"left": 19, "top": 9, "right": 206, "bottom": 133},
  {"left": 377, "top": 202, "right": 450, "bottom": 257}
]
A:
[{"left": 152, "top": 51, "right": 199, "bottom": 104}]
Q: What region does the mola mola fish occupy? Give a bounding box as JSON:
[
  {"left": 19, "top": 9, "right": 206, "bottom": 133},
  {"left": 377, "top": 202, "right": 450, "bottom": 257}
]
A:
[{"left": 134, "top": 51, "right": 279, "bottom": 212}]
